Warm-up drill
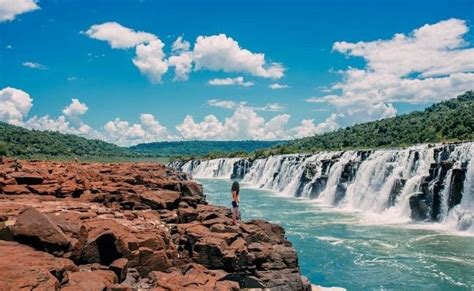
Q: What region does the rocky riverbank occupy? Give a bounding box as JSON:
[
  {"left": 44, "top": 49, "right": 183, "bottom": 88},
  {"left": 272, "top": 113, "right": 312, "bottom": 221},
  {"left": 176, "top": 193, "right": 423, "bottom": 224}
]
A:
[{"left": 0, "top": 158, "right": 311, "bottom": 290}]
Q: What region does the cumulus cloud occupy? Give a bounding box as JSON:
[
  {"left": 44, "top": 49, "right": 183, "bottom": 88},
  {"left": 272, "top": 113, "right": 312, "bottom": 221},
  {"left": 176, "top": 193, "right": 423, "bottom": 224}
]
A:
[
  {"left": 85, "top": 24, "right": 284, "bottom": 83},
  {"left": 0, "top": 87, "right": 33, "bottom": 125},
  {"left": 269, "top": 83, "right": 289, "bottom": 89},
  {"left": 193, "top": 34, "right": 284, "bottom": 79},
  {"left": 172, "top": 36, "right": 191, "bottom": 53},
  {"left": 62, "top": 98, "right": 88, "bottom": 119},
  {"left": 84, "top": 22, "right": 156, "bottom": 49},
  {"left": 308, "top": 18, "right": 474, "bottom": 125},
  {"left": 168, "top": 51, "right": 193, "bottom": 81},
  {"left": 208, "top": 76, "right": 254, "bottom": 87},
  {"left": 133, "top": 39, "right": 168, "bottom": 83},
  {"left": 177, "top": 105, "right": 318, "bottom": 140},
  {"left": 24, "top": 115, "right": 100, "bottom": 138},
  {"left": 292, "top": 114, "right": 341, "bottom": 138},
  {"left": 0, "top": 0, "right": 39, "bottom": 22},
  {"left": 176, "top": 106, "right": 291, "bottom": 140},
  {"left": 103, "top": 113, "right": 171, "bottom": 146},
  {"left": 22, "top": 61, "right": 47, "bottom": 70}
]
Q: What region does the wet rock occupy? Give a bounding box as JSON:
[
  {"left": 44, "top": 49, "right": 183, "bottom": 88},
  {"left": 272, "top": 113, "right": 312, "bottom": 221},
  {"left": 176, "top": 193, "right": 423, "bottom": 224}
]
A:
[
  {"left": 448, "top": 168, "right": 466, "bottom": 209},
  {"left": 388, "top": 178, "right": 406, "bottom": 207},
  {"left": 409, "top": 192, "right": 429, "bottom": 220}
]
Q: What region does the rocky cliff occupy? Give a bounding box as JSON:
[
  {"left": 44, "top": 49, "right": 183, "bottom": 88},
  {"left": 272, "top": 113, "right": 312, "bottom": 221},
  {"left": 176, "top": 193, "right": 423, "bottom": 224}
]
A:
[{"left": 0, "top": 158, "right": 311, "bottom": 290}]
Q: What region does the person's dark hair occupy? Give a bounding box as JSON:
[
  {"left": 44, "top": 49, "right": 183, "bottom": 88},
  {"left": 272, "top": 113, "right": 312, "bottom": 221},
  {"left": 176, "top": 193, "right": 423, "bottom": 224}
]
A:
[{"left": 231, "top": 181, "right": 240, "bottom": 194}]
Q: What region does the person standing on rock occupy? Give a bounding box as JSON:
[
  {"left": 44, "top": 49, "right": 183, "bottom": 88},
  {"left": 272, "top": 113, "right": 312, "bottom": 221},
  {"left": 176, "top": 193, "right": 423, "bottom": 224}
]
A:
[{"left": 231, "top": 181, "right": 240, "bottom": 225}]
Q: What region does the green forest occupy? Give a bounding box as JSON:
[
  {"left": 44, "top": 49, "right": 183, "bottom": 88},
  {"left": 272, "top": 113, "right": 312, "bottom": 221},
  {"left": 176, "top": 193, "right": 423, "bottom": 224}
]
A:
[
  {"left": 257, "top": 91, "right": 474, "bottom": 157},
  {"left": 0, "top": 122, "right": 137, "bottom": 161},
  {"left": 129, "top": 140, "right": 282, "bottom": 158}
]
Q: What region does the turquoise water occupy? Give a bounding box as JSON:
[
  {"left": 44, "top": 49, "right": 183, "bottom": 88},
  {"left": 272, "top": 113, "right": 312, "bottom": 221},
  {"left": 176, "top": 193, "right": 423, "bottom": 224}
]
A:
[{"left": 199, "top": 179, "right": 474, "bottom": 291}]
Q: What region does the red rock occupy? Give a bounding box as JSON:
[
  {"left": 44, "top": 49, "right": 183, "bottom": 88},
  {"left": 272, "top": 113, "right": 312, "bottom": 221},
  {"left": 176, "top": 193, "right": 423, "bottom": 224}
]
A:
[
  {"left": 2, "top": 184, "right": 30, "bottom": 195},
  {"left": 137, "top": 247, "right": 171, "bottom": 277},
  {"left": 28, "top": 183, "right": 60, "bottom": 195},
  {"left": 110, "top": 258, "right": 129, "bottom": 282},
  {"left": 62, "top": 270, "right": 117, "bottom": 291},
  {"left": 0, "top": 241, "right": 77, "bottom": 290},
  {"left": 140, "top": 190, "right": 181, "bottom": 210},
  {"left": 10, "top": 172, "right": 44, "bottom": 185},
  {"left": 12, "top": 207, "right": 71, "bottom": 252}
]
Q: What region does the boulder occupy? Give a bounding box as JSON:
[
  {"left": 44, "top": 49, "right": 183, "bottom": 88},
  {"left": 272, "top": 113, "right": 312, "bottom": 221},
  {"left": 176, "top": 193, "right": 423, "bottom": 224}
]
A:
[
  {"left": 2, "top": 184, "right": 30, "bottom": 195},
  {"left": 110, "top": 258, "right": 129, "bottom": 282},
  {"left": 10, "top": 172, "right": 44, "bottom": 185},
  {"left": 12, "top": 207, "right": 71, "bottom": 253},
  {"left": 62, "top": 270, "right": 117, "bottom": 291},
  {"left": 0, "top": 241, "right": 77, "bottom": 290},
  {"left": 28, "top": 183, "right": 60, "bottom": 196},
  {"left": 140, "top": 190, "right": 181, "bottom": 210}
]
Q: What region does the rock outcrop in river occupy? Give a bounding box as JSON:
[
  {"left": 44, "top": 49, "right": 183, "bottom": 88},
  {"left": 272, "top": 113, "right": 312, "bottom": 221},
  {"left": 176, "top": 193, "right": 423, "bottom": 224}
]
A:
[{"left": 0, "top": 158, "right": 311, "bottom": 290}]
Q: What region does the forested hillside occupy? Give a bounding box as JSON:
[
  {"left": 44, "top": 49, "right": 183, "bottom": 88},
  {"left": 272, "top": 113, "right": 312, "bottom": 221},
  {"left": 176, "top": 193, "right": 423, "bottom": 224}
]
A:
[
  {"left": 0, "top": 122, "right": 134, "bottom": 160},
  {"left": 129, "top": 140, "right": 282, "bottom": 157},
  {"left": 267, "top": 91, "right": 473, "bottom": 155}
]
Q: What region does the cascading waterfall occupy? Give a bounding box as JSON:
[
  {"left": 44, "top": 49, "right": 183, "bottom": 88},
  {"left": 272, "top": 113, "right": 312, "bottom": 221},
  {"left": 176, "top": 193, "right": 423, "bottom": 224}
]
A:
[
  {"left": 174, "top": 142, "right": 474, "bottom": 232},
  {"left": 181, "top": 158, "right": 241, "bottom": 179}
]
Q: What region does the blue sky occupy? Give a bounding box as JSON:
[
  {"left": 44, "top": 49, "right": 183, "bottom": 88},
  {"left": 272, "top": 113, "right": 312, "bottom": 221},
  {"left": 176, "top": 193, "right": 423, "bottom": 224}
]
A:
[{"left": 1, "top": 0, "right": 473, "bottom": 145}]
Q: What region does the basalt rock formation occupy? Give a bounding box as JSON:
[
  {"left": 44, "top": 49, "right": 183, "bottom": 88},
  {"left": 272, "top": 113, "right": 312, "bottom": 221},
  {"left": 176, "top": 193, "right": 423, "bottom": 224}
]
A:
[{"left": 0, "top": 158, "right": 311, "bottom": 290}]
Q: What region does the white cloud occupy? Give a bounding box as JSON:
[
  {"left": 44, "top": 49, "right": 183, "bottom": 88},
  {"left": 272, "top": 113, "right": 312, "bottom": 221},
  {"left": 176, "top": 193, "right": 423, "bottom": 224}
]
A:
[
  {"left": 0, "top": 0, "right": 39, "bottom": 22},
  {"left": 168, "top": 51, "right": 193, "bottom": 81},
  {"left": 208, "top": 76, "right": 254, "bottom": 87},
  {"left": 292, "top": 114, "right": 341, "bottom": 138},
  {"left": 172, "top": 36, "right": 191, "bottom": 52},
  {"left": 306, "top": 96, "right": 332, "bottom": 103},
  {"left": 177, "top": 105, "right": 316, "bottom": 140},
  {"left": 24, "top": 115, "right": 101, "bottom": 139},
  {"left": 208, "top": 99, "right": 240, "bottom": 109},
  {"left": 103, "top": 113, "right": 171, "bottom": 146},
  {"left": 22, "top": 61, "right": 47, "bottom": 70},
  {"left": 310, "top": 18, "right": 474, "bottom": 125},
  {"left": 207, "top": 99, "right": 284, "bottom": 112},
  {"left": 133, "top": 39, "right": 168, "bottom": 83},
  {"left": 85, "top": 26, "right": 284, "bottom": 83},
  {"left": 67, "top": 76, "right": 77, "bottom": 81},
  {"left": 269, "top": 83, "right": 289, "bottom": 89},
  {"left": 0, "top": 87, "right": 33, "bottom": 125},
  {"left": 193, "top": 34, "right": 284, "bottom": 79},
  {"left": 84, "top": 22, "right": 157, "bottom": 49},
  {"left": 254, "top": 103, "right": 285, "bottom": 112},
  {"left": 333, "top": 19, "right": 474, "bottom": 78},
  {"left": 62, "top": 98, "right": 88, "bottom": 119}
]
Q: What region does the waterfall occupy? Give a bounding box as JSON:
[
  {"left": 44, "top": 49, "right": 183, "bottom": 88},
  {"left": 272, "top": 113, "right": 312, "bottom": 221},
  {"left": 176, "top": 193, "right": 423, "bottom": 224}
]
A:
[
  {"left": 177, "top": 142, "right": 474, "bottom": 232},
  {"left": 182, "top": 158, "right": 241, "bottom": 179}
]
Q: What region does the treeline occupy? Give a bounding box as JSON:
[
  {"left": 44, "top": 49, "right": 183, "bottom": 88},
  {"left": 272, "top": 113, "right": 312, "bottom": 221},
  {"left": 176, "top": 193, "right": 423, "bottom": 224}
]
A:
[
  {"left": 266, "top": 91, "right": 474, "bottom": 155},
  {"left": 0, "top": 122, "right": 139, "bottom": 161},
  {"left": 129, "top": 140, "right": 283, "bottom": 157}
]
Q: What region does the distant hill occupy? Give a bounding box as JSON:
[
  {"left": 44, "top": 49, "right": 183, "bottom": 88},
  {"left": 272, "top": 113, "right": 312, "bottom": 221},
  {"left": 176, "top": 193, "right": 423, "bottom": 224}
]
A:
[
  {"left": 129, "top": 140, "right": 283, "bottom": 158},
  {"left": 0, "top": 122, "right": 135, "bottom": 160},
  {"left": 267, "top": 91, "right": 473, "bottom": 155}
]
